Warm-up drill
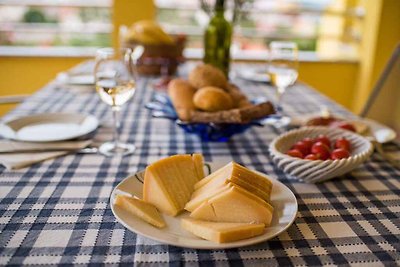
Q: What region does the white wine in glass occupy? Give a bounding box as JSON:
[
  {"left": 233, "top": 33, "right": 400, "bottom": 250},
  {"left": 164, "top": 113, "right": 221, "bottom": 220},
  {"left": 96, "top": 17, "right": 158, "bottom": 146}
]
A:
[
  {"left": 94, "top": 47, "right": 142, "bottom": 156},
  {"left": 267, "top": 41, "right": 298, "bottom": 127}
]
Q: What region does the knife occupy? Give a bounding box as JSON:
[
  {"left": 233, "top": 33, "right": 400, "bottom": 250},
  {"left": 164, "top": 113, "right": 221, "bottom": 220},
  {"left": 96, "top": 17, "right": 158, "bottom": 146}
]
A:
[{"left": 0, "top": 147, "right": 99, "bottom": 154}]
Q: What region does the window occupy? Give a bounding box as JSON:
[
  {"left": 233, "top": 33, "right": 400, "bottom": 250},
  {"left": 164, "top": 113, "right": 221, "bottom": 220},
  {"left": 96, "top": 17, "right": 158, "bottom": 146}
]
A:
[
  {"left": 155, "top": 0, "right": 363, "bottom": 61},
  {"left": 0, "top": 0, "right": 112, "bottom": 52}
]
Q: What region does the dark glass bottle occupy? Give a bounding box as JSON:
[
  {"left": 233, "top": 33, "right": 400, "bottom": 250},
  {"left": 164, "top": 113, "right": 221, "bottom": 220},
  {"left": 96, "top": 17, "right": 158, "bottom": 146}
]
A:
[{"left": 203, "top": 0, "right": 232, "bottom": 77}]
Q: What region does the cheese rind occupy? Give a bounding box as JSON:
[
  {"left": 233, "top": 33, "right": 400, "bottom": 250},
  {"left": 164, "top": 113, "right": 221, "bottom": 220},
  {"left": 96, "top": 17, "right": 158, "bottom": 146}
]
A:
[
  {"left": 143, "top": 154, "right": 199, "bottom": 216},
  {"left": 181, "top": 218, "right": 265, "bottom": 243},
  {"left": 192, "top": 153, "right": 205, "bottom": 181},
  {"left": 114, "top": 195, "right": 166, "bottom": 228},
  {"left": 190, "top": 185, "right": 274, "bottom": 226}
]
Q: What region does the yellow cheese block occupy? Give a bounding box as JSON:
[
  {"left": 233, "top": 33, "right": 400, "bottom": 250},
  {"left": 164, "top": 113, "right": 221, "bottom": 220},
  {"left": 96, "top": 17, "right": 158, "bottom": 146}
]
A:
[
  {"left": 143, "top": 154, "right": 200, "bottom": 216},
  {"left": 190, "top": 185, "right": 274, "bottom": 226},
  {"left": 114, "top": 195, "right": 166, "bottom": 228},
  {"left": 181, "top": 218, "right": 265, "bottom": 243},
  {"left": 191, "top": 162, "right": 272, "bottom": 204}
]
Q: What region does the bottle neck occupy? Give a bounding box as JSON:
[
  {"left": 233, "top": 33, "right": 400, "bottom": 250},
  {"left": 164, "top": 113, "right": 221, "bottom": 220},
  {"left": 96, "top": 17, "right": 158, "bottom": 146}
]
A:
[{"left": 214, "top": 0, "right": 225, "bottom": 16}]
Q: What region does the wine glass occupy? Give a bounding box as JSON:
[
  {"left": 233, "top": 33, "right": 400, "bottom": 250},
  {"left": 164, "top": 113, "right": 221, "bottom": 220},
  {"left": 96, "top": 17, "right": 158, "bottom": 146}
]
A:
[
  {"left": 267, "top": 41, "right": 298, "bottom": 127},
  {"left": 94, "top": 47, "right": 143, "bottom": 156}
]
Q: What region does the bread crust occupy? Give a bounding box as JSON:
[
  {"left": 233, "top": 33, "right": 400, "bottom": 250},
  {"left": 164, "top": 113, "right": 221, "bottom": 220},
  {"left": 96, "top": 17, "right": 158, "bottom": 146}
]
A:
[
  {"left": 168, "top": 79, "right": 197, "bottom": 121},
  {"left": 193, "top": 87, "right": 234, "bottom": 112},
  {"left": 188, "top": 64, "right": 228, "bottom": 89}
]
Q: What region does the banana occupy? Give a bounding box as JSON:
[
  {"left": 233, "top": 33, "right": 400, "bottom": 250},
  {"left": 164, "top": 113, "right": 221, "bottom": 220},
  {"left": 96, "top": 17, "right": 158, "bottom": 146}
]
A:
[{"left": 127, "top": 20, "right": 174, "bottom": 45}]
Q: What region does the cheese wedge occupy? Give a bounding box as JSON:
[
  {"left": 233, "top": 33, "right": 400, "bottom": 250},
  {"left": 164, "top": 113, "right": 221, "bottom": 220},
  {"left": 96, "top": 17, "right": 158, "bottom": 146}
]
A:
[
  {"left": 143, "top": 154, "right": 200, "bottom": 216},
  {"left": 190, "top": 185, "right": 274, "bottom": 226},
  {"left": 181, "top": 218, "right": 265, "bottom": 243},
  {"left": 192, "top": 153, "right": 205, "bottom": 181},
  {"left": 194, "top": 162, "right": 232, "bottom": 190},
  {"left": 185, "top": 182, "right": 232, "bottom": 212},
  {"left": 190, "top": 162, "right": 272, "bottom": 204},
  {"left": 114, "top": 195, "right": 166, "bottom": 228}
]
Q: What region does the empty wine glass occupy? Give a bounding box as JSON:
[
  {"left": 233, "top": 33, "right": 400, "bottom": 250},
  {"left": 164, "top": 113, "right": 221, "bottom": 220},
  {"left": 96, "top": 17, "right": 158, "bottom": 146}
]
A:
[
  {"left": 94, "top": 46, "right": 143, "bottom": 156},
  {"left": 267, "top": 41, "right": 298, "bottom": 127}
]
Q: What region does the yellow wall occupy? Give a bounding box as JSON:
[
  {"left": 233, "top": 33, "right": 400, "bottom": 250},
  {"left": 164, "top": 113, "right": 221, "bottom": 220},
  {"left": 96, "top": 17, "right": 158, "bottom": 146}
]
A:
[
  {"left": 353, "top": 0, "right": 400, "bottom": 112},
  {"left": 0, "top": 57, "right": 88, "bottom": 115},
  {"left": 112, "top": 0, "right": 155, "bottom": 49},
  {"left": 299, "top": 62, "right": 358, "bottom": 109}
]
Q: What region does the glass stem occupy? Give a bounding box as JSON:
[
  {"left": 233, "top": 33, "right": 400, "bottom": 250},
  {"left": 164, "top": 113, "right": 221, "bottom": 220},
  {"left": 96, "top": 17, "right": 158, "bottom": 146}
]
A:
[
  {"left": 276, "top": 86, "right": 286, "bottom": 113},
  {"left": 112, "top": 106, "right": 121, "bottom": 148}
]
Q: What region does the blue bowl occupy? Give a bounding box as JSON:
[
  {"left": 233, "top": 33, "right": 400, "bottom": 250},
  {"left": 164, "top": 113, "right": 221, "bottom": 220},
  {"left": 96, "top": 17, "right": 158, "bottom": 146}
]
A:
[{"left": 145, "top": 93, "right": 271, "bottom": 142}]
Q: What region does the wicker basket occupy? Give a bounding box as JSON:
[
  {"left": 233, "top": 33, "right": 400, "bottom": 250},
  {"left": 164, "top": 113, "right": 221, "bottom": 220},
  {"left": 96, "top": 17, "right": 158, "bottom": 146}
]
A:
[{"left": 121, "top": 36, "right": 186, "bottom": 76}]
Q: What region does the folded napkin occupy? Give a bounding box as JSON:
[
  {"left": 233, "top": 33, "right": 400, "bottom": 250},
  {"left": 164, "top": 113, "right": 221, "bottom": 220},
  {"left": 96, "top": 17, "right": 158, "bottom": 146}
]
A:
[{"left": 0, "top": 140, "right": 92, "bottom": 170}]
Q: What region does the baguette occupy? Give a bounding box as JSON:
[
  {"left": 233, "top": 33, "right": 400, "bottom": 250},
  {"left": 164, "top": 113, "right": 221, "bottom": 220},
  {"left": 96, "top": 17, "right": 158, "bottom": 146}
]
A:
[{"left": 190, "top": 101, "right": 275, "bottom": 124}]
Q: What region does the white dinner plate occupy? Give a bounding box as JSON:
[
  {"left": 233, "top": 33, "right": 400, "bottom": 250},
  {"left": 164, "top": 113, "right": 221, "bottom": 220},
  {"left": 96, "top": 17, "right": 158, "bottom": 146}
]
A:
[
  {"left": 0, "top": 113, "right": 99, "bottom": 142},
  {"left": 110, "top": 162, "right": 298, "bottom": 249},
  {"left": 237, "top": 68, "right": 271, "bottom": 83},
  {"left": 57, "top": 72, "right": 95, "bottom": 86},
  {"left": 347, "top": 118, "right": 397, "bottom": 144}
]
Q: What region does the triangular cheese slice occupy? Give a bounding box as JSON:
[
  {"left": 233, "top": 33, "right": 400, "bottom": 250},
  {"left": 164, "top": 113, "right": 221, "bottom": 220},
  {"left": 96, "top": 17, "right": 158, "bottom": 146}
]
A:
[
  {"left": 114, "top": 195, "right": 166, "bottom": 228},
  {"left": 143, "top": 154, "right": 199, "bottom": 216},
  {"left": 194, "top": 162, "right": 232, "bottom": 190},
  {"left": 185, "top": 182, "right": 231, "bottom": 212},
  {"left": 191, "top": 162, "right": 273, "bottom": 204},
  {"left": 190, "top": 185, "right": 274, "bottom": 226},
  {"left": 181, "top": 218, "right": 265, "bottom": 243}
]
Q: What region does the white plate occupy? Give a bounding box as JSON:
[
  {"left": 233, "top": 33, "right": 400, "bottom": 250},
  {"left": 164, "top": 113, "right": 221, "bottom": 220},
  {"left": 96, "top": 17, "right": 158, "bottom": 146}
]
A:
[
  {"left": 0, "top": 113, "right": 99, "bottom": 142},
  {"left": 57, "top": 72, "right": 95, "bottom": 86},
  {"left": 110, "top": 162, "right": 298, "bottom": 249},
  {"left": 291, "top": 113, "right": 396, "bottom": 144},
  {"left": 347, "top": 118, "right": 397, "bottom": 144},
  {"left": 238, "top": 68, "right": 271, "bottom": 83}
]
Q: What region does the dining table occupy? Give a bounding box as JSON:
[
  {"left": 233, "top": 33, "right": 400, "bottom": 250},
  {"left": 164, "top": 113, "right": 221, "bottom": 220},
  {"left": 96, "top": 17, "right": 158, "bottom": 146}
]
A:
[{"left": 0, "top": 61, "right": 399, "bottom": 266}]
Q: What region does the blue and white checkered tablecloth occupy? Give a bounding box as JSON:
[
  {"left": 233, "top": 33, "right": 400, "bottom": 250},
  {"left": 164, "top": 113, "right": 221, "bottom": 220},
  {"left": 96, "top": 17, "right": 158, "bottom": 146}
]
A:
[{"left": 0, "top": 62, "right": 399, "bottom": 266}]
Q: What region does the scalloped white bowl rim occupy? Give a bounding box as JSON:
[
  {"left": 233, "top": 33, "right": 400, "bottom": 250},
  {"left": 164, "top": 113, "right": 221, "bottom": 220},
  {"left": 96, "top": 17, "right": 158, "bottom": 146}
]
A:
[{"left": 269, "top": 126, "right": 374, "bottom": 183}]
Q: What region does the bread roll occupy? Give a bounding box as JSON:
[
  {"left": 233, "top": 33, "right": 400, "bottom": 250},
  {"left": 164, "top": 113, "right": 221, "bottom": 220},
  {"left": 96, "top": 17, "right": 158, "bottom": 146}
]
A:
[
  {"left": 226, "top": 83, "right": 248, "bottom": 108},
  {"left": 189, "top": 64, "right": 227, "bottom": 89},
  {"left": 193, "top": 86, "right": 233, "bottom": 112},
  {"left": 168, "top": 79, "right": 196, "bottom": 121}
]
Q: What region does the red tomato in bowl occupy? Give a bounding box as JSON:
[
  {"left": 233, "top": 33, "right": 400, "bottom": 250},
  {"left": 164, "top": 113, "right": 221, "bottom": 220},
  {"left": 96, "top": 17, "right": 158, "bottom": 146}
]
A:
[
  {"left": 335, "top": 137, "right": 351, "bottom": 151},
  {"left": 287, "top": 149, "right": 304, "bottom": 159},
  {"left": 311, "top": 142, "right": 331, "bottom": 160},
  {"left": 293, "top": 141, "right": 311, "bottom": 156},
  {"left": 304, "top": 154, "right": 320, "bottom": 160},
  {"left": 331, "top": 148, "right": 350, "bottom": 160},
  {"left": 314, "top": 135, "right": 331, "bottom": 147}
]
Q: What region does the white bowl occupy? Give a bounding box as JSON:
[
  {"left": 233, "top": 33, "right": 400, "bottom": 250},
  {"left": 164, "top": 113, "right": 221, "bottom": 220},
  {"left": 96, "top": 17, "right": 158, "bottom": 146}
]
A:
[{"left": 269, "top": 126, "right": 374, "bottom": 183}]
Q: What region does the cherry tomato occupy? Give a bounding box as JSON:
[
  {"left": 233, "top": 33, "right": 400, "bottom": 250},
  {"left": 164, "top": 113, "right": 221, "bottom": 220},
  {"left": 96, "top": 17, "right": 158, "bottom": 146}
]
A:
[
  {"left": 314, "top": 135, "right": 331, "bottom": 147},
  {"left": 330, "top": 121, "right": 356, "bottom": 132},
  {"left": 301, "top": 138, "right": 314, "bottom": 149},
  {"left": 335, "top": 137, "right": 351, "bottom": 151},
  {"left": 293, "top": 141, "right": 311, "bottom": 156},
  {"left": 287, "top": 149, "right": 304, "bottom": 159},
  {"left": 331, "top": 148, "right": 350, "bottom": 160},
  {"left": 306, "top": 116, "right": 337, "bottom": 126},
  {"left": 311, "top": 142, "right": 331, "bottom": 160},
  {"left": 304, "top": 154, "right": 320, "bottom": 160}
]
